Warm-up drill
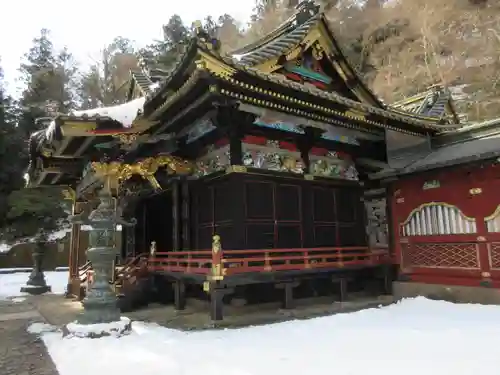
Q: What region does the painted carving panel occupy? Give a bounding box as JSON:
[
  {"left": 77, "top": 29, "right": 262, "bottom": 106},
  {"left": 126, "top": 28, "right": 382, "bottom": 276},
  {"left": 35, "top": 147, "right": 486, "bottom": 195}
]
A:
[
  {"left": 242, "top": 140, "right": 304, "bottom": 174},
  {"left": 309, "top": 151, "right": 358, "bottom": 181},
  {"left": 365, "top": 195, "right": 388, "bottom": 248},
  {"left": 194, "top": 144, "right": 230, "bottom": 177}
]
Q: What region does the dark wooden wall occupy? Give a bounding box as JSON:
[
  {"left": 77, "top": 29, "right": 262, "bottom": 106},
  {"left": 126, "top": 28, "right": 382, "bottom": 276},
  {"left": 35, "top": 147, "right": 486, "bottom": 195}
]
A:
[
  {"left": 191, "top": 173, "right": 367, "bottom": 250},
  {"left": 133, "top": 191, "right": 173, "bottom": 253}
]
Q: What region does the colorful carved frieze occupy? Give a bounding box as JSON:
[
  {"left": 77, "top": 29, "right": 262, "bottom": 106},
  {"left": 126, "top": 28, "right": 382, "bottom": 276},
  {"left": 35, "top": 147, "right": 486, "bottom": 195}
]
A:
[
  {"left": 309, "top": 151, "right": 359, "bottom": 181},
  {"left": 242, "top": 139, "right": 304, "bottom": 174},
  {"left": 194, "top": 144, "right": 230, "bottom": 177}
]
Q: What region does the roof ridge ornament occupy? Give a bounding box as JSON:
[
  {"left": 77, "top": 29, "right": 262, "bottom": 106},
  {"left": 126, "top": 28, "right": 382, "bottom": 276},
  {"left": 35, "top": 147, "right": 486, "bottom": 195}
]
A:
[
  {"left": 192, "top": 20, "right": 221, "bottom": 54},
  {"left": 295, "top": 0, "right": 320, "bottom": 25}
]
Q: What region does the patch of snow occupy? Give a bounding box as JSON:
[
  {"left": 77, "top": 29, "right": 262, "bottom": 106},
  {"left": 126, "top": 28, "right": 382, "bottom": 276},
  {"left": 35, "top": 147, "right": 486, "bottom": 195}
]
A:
[
  {"left": 71, "top": 97, "right": 146, "bottom": 128},
  {"left": 11, "top": 297, "right": 26, "bottom": 303},
  {"left": 63, "top": 317, "right": 132, "bottom": 338},
  {"left": 81, "top": 224, "right": 122, "bottom": 232},
  {"left": 28, "top": 322, "right": 58, "bottom": 334},
  {"left": 0, "top": 243, "right": 11, "bottom": 253},
  {"left": 47, "top": 228, "right": 71, "bottom": 241},
  {"left": 0, "top": 226, "right": 71, "bottom": 253},
  {"left": 149, "top": 82, "right": 160, "bottom": 91},
  {"left": 0, "top": 271, "right": 68, "bottom": 300},
  {"left": 0, "top": 268, "right": 34, "bottom": 274},
  {"left": 36, "top": 297, "right": 500, "bottom": 375}
]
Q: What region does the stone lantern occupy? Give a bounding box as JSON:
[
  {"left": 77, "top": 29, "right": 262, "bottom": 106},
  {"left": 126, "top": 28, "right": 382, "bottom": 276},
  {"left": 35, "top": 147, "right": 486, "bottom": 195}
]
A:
[{"left": 21, "top": 231, "right": 51, "bottom": 295}]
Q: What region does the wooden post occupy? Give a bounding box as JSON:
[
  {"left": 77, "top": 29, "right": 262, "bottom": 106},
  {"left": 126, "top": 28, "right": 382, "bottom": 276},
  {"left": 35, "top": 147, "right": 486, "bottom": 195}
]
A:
[
  {"left": 172, "top": 180, "right": 181, "bottom": 251},
  {"left": 181, "top": 179, "right": 191, "bottom": 250},
  {"left": 339, "top": 278, "right": 348, "bottom": 302},
  {"left": 276, "top": 281, "right": 299, "bottom": 309},
  {"left": 297, "top": 126, "right": 325, "bottom": 174},
  {"left": 66, "top": 201, "right": 85, "bottom": 298},
  {"left": 283, "top": 282, "right": 295, "bottom": 309},
  {"left": 210, "top": 288, "right": 224, "bottom": 321},
  {"left": 382, "top": 263, "right": 392, "bottom": 294},
  {"left": 173, "top": 280, "right": 186, "bottom": 310}
]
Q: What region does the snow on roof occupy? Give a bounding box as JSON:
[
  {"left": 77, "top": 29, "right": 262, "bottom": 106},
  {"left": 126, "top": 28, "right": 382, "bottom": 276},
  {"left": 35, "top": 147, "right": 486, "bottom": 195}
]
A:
[
  {"left": 43, "top": 97, "right": 146, "bottom": 139},
  {"left": 70, "top": 97, "right": 146, "bottom": 128}
]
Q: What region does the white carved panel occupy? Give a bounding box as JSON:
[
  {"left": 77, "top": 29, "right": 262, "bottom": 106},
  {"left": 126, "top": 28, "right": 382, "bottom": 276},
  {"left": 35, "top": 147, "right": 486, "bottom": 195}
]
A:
[
  {"left": 485, "top": 206, "right": 500, "bottom": 233},
  {"left": 401, "top": 203, "right": 476, "bottom": 236}
]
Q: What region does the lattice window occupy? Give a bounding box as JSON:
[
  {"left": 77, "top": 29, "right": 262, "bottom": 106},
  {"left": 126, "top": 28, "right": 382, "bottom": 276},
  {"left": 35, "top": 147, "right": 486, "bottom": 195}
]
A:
[
  {"left": 489, "top": 243, "right": 500, "bottom": 269},
  {"left": 403, "top": 242, "right": 479, "bottom": 269},
  {"left": 400, "top": 203, "right": 476, "bottom": 236},
  {"left": 485, "top": 206, "right": 500, "bottom": 233}
]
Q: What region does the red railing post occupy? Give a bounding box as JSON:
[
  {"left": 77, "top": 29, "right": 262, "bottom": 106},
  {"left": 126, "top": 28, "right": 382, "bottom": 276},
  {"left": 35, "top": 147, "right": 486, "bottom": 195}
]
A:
[
  {"left": 304, "top": 249, "right": 310, "bottom": 269},
  {"left": 187, "top": 252, "right": 192, "bottom": 272},
  {"left": 264, "top": 251, "right": 271, "bottom": 271},
  {"left": 337, "top": 248, "right": 344, "bottom": 268}
]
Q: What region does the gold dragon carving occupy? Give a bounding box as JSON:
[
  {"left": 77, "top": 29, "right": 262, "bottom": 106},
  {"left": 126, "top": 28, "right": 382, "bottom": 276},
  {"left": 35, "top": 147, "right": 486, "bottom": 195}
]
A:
[{"left": 91, "top": 155, "right": 194, "bottom": 192}]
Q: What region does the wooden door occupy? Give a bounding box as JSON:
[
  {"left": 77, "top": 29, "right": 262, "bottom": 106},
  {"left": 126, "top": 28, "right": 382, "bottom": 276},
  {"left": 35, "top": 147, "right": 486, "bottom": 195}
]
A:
[{"left": 243, "top": 179, "right": 303, "bottom": 249}]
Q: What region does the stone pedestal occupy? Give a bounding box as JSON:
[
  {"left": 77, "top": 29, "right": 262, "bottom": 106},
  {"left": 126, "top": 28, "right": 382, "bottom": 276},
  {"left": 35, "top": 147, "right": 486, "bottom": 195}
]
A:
[{"left": 21, "top": 241, "right": 51, "bottom": 295}]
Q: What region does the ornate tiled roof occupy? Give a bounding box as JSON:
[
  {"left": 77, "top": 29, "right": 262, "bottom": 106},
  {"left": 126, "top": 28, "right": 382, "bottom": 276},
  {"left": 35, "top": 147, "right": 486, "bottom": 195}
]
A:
[
  {"left": 131, "top": 1, "right": 463, "bottom": 134},
  {"left": 390, "top": 86, "right": 460, "bottom": 124},
  {"left": 130, "top": 70, "right": 153, "bottom": 95},
  {"left": 230, "top": 0, "right": 384, "bottom": 109},
  {"left": 232, "top": 15, "right": 319, "bottom": 66}
]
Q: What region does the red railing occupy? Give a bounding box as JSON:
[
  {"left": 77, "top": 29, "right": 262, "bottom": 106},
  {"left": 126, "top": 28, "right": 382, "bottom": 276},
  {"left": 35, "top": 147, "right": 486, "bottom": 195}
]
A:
[{"left": 147, "top": 246, "right": 389, "bottom": 275}]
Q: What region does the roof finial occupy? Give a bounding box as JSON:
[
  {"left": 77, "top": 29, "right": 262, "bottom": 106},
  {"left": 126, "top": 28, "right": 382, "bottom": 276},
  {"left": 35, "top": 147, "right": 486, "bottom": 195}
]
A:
[
  {"left": 192, "top": 20, "right": 221, "bottom": 53},
  {"left": 295, "top": 0, "right": 320, "bottom": 25}
]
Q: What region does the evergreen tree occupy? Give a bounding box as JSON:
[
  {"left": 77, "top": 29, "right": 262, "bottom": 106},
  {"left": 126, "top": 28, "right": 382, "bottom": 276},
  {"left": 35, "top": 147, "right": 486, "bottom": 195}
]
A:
[
  {"left": 3, "top": 29, "right": 76, "bottom": 241},
  {"left": 0, "top": 60, "right": 24, "bottom": 236},
  {"left": 139, "top": 15, "right": 190, "bottom": 71},
  {"left": 78, "top": 37, "right": 139, "bottom": 108},
  {"left": 17, "top": 29, "right": 78, "bottom": 137}
]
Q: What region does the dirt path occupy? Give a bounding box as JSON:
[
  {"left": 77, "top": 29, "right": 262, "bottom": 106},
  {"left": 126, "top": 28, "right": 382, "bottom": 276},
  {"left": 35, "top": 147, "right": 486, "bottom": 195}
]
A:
[{"left": 0, "top": 299, "right": 59, "bottom": 375}]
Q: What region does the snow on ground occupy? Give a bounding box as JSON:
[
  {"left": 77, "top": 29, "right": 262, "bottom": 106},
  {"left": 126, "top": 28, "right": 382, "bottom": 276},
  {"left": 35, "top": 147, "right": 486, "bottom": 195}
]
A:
[
  {"left": 63, "top": 317, "right": 132, "bottom": 338},
  {"left": 29, "top": 297, "right": 500, "bottom": 375},
  {"left": 0, "top": 271, "right": 68, "bottom": 300}
]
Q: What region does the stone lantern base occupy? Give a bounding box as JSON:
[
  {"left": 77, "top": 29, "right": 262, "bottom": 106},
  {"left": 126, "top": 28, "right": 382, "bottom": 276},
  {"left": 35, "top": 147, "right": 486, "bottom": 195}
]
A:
[{"left": 20, "top": 284, "right": 51, "bottom": 295}]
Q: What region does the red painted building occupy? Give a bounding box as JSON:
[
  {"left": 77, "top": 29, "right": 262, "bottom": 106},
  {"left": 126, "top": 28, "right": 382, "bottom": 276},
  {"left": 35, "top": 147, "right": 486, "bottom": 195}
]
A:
[{"left": 374, "top": 118, "right": 500, "bottom": 296}]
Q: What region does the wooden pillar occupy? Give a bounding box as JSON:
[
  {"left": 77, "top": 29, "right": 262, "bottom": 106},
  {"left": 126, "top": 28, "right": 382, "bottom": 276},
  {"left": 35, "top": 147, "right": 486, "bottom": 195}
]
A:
[
  {"left": 228, "top": 125, "right": 243, "bottom": 166},
  {"left": 172, "top": 180, "right": 181, "bottom": 251},
  {"left": 210, "top": 288, "right": 224, "bottom": 321},
  {"left": 297, "top": 126, "right": 325, "bottom": 174},
  {"left": 181, "top": 179, "right": 191, "bottom": 250},
  {"left": 66, "top": 201, "right": 85, "bottom": 298},
  {"left": 283, "top": 282, "right": 295, "bottom": 309},
  {"left": 277, "top": 281, "right": 298, "bottom": 309},
  {"left": 339, "top": 278, "right": 348, "bottom": 302},
  {"left": 173, "top": 280, "right": 186, "bottom": 310},
  {"left": 125, "top": 225, "right": 136, "bottom": 258},
  {"left": 212, "top": 102, "right": 253, "bottom": 166}
]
